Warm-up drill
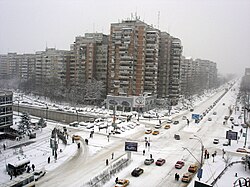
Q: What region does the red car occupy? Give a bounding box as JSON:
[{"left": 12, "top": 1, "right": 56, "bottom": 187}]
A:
[
  {"left": 156, "top": 158, "right": 166, "bottom": 166},
  {"left": 175, "top": 161, "right": 185, "bottom": 169}
]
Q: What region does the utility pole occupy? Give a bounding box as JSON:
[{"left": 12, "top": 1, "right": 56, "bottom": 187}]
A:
[{"left": 244, "top": 93, "right": 249, "bottom": 148}]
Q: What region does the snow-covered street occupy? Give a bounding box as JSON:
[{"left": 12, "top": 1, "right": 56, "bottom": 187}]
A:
[{"left": 0, "top": 82, "right": 249, "bottom": 187}]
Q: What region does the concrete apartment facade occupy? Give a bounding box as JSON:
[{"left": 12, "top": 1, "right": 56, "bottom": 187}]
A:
[
  {"left": 0, "top": 91, "right": 13, "bottom": 129},
  {"left": 107, "top": 19, "right": 160, "bottom": 97},
  {"left": 35, "top": 48, "right": 71, "bottom": 89},
  {"left": 180, "top": 57, "right": 218, "bottom": 97},
  {"left": 70, "top": 33, "right": 108, "bottom": 95}
]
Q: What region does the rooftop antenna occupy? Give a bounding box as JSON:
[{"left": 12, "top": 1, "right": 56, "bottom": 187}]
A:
[{"left": 157, "top": 11, "right": 160, "bottom": 29}]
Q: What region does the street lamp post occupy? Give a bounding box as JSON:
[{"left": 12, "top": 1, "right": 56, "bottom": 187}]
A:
[
  {"left": 76, "top": 109, "right": 79, "bottom": 124},
  {"left": 46, "top": 104, "right": 48, "bottom": 121},
  {"left": 190, "top": 135, "right": 204, "bottom": 180}
]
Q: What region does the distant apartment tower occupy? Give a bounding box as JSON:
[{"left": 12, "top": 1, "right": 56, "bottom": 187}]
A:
[
  {"left": 108, "top": 19, "right": 160, "bottom": 96},
  {"left": 0, "top": 54, "right": 9, "bottom": 79},
  {"left": 180, "top": 57, "right": 217, "bottom": 97},
  {"left": 0, "top": 90, "right": 13, "bottom": 129},
  {"left": 35, "top": 48, "right": 71, "bottom": 89},
  {"left": 70, "top": 33, "right": 108, "bottom": 94},
  {"left": 157, "top": 32, "right": 171, "bottom": 98},
  {"left": 168, "top": 37, "right": 182, "bottom": 104},
  {"left": 0, "top": 53, "right": 36, "bottom": 81}
]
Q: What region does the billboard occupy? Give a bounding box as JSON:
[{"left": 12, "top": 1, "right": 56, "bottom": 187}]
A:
[
  {"left": 133, "top": 96, "right": 145, "bottom": 108},
  {"left": 226, "top": 130, "right": 238, "bottom": 140},
  {"left": 192, "top": 114, "right": 200, "bottom": 120},
  {"left": 125, "top": 142, "right": 138, "bottom": 152}
]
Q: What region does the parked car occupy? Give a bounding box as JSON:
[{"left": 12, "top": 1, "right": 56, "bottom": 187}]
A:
[
  {"left": 152, "top": 130, "right": 159, "bottom": 135},
  {"left": 188, "top": 164, "right": 198, "bottom": 173},
  {"left": 236, "top": 148, "right": 248, "bottom": 153},
  {"left": 224, "top": 116, "right": 229, "bottom": 120},
  {"left": 34, "top": 169, "right": 46, "bottom": 181},
  {"left": 131, "top": 167, "right": 144, "bottom": 177},
  {"left": 241, "top": 123, "right": 248, "bottom": 128},
  {"left": 156, "top": 158, "right": 165, "bottom": 166},
  {"left": 213, "top": 112, "right": 217, "bottom": 115},
  {"left": 115, "top": 179, "right": 130, "bottom": 187},
  {"left": 181, "top": 173, "right": 192, "bottom": 183},
  {"left": 213, "top": 138, "right": 219, "bottom": 144},
  {"left": 144, "top": 158, "right": 154, "bottom": 165},
  {"left": 182, "top": 116, "right": 187, "bottom": 120},
  {"left": 69, "top": 121, "right": 79, "bottom": 127},
  {"left": 230, "top": 117, "right": 234, "bottom": 121},
  {"left": 208, "top": 117, "right": 212, "bottom": 121},
  {"left": 175, "top": 161, "right": 185, "bottom": 169}
]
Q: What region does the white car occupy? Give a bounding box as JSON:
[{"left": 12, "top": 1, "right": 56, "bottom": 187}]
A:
[{"left": 154, "top": 124, "right": 162, "bottom": 129}]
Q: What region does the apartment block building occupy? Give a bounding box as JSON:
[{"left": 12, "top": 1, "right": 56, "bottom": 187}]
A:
[
  {"left": 107, "top": 19, "right": 160, "bottom": 96},
  {"left": 35, "top": 48, "right": 71, "bottom": 89},
  {"left": 157, "top": 32, "right": 171, "bottom": 98},
  {"left": 168, "top": 37, "right": 182, "bottom": 104},
  {"left": 0, "top": 54, "right": 9, "bottom": 79},
  {"left": 70, "top": 33, "right": 108, "bottom": 94},
  {"left": 0, "top": 53, "right": 36, "bottom": 81},
  {"left": 180, "top": 57, "right": 218, "bottom": 97},
  {"left": 0, "top": 90, "right": 13, "bottom": 129}
]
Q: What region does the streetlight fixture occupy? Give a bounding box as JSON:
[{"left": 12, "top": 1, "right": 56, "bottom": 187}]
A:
[{"left": 190, "top": 135, "right": 204, "bottom": 180}]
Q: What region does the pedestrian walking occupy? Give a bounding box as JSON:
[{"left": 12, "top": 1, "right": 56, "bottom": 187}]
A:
[
  {"left": 9, "top": 171, "right": 12, "bottom": 180},
  {"left": 31, "top": 164, "right": 35, "bottom": 171},
  {"left": 3, "top": 144, "right": 6, "bottom": 150},
  {"left": 145, "top": 141, "right": 148, "bottom": 148},
  {"left": 85, "top": 139, "right": 88, "bottom": 145},
  {"left": 176, "top": 174, "right": 180, "bottom": 181},
  {"left": 143, "top": 150, "right": 145, "bottom": 156},
  {"left": 27, "top": 166, "right": 31, "bottom": 173},
  {"left": 240, "top": 128, "right": 243, "bottom": 134},
  {"left": 48, "top": 156, "right": 50, "bottom": 164},
  {"left": 207, "top": 152, "right": 210, "bottom": 159},
  {"left": 175, "top": 173, "right": 178, "bottom": 181},
  {"left": 111, "top": 152, "right": 114, "bottom": 159},
  {"left": 106, "top": 159, "right": 109, "bottom": 166},
  {"left": 115, "top": 177, "right": 118, "bottom": 183},
  {"left": 150, "top": 154, "right": 152, "bottom": 159}
]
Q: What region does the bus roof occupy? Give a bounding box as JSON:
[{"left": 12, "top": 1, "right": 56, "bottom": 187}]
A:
[{"left": 8, "top": 158, "right": 30, "bottom": 167}]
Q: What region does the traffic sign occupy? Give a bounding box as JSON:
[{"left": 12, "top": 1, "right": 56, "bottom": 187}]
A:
[{"left": 192, "top": 114, "right": 200, "bottom": 120}]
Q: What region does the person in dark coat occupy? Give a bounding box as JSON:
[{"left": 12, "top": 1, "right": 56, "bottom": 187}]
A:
[
  {"left": 48, "top": 156, "right": 50, "bottom": 164},
  {"left": 106, "top": 159, "right": 109, "bottom": 166},
  {"left": 115, "top": 177, "right": 118, "bottom": 183},
  {"left": 31, "top": 164, "right": 35, "bottom": 171},
  {"left": 176, "top": 174, "right": 180, "bottom": 181}
]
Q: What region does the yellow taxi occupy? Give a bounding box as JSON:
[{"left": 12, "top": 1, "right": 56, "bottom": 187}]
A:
[
  {"left": 145, "top": 129, "right": 152, "bottom": 134},
  {"left": 115, "top": 179, "right": 130, "bottom": 187},
  {"left": 164, "top": 124, "right": 171, "bottom": 129},
  {"left": 188, "top": 164, "right": 198, "bottom": 173},
  {"left": 72, "top": 135, "right": 81, "bottom": 140},
  {"left": 181, "top": 173, "right": 192, "bottom": 183},
  {"left": 152, "top": 130, "right": 159, "bottom": 135}
]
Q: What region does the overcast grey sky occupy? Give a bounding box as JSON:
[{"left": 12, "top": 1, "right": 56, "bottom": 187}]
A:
[{"left": 0, "top": 0, "right": 249, "bottom": 75}]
